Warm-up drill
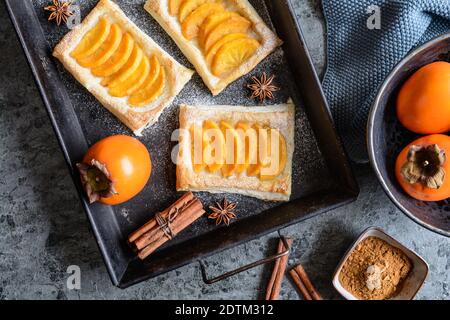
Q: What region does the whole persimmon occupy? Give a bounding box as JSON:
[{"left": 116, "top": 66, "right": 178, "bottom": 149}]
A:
[
  {"left": 395, "top": 134, "right": 450, "bottom": 201},
  {"left": 77, "top": 135, "right": 152, "bottom": 205},
  {"left": 397, "top": 61, "right": 450, "bottom": 134}
]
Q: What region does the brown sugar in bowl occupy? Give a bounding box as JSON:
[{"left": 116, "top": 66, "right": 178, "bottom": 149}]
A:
[{"left": 332, "top": 227, "right": 429, "bottom": 300}]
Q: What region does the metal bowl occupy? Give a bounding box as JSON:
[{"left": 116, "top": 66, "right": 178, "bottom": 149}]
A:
[{"left": 368, "top": 34, "right": 450, "bottom": 237}]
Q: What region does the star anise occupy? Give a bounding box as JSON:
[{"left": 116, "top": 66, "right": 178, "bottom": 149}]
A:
[
  {"left": 247, "top": 73, "right": 280, "bottom": 102},
  {"left": 44, "top": 0, "right": 74, "bottom": 26},
  {"left": 208, "top": 198, "right": 237, "bottom": 226}
]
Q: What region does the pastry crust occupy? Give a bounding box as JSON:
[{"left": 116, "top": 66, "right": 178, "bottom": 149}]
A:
[
  {"left": 176, "top": 103, "right": 295, "bottom": 201},
  {"left": 144, "top": 0, "right": 282, "bottom": 96},
  {"left": 53, "top": 0, "right": 194, "bottom": 135}
]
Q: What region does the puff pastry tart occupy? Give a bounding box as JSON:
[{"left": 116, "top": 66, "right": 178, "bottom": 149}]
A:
[
  {"left": 53, "top": 0, "right": 194, "bottom": 135},
  {"left": 177, "top": 103, "right": 295, "bottom": 201},
  {"left": 144, "top": 0, "right": 282, "bottom": 96}
]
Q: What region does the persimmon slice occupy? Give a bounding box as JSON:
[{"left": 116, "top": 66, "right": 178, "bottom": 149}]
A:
[
  {"left": 91, "top": 33, "right": 134, "bottom": 77},
  {"left": 181, "top": 3, "right": 224, "bottom": 40},
  {"left": 77, "top": 23, "right": 122, "bottom": 68},
  {"left": 260, "top": 130, "right": 287, "bottom": 181},
  {"left": 247, "top": 124, "right": 269, "bottom": 177},
  {"left": 205, "top": 33, "right": 247, "bottom": 66},
  {"left": 235, "top": 122, "right": 256, "bottom": 174},
  {"left": 178, "top": 0, "right": 210, "bottom": 23},
  {"left": 198, "top": 11, "right": 240, "bottom": 48},
  {"left": 130, "top": 55, "right": 161, "bottom": 95},
  {"left": 220, "top": 121, "right": 242, "bottom": 177},
  {"left": 211, "top": 37, "right": 259, "bottom": 77},
  {"left": 109, "top": 56, "right": 151, "bottom": 98},
  {"left": 129, "top": 67, "right": 166, "bottom": 107},
  {"left": 101, "top": 45, "right": 144, "bottom": 87},
  {"left": 71, "top": 16, "right": 111, "bottom": 59},
  {"left": 189, "top": 125, "right": 206, "bottom": 173},
  {"left": 203, "top": 120, "right": 226, "bottom": 173},
  {"left": 203, "top": 15, "right": 252, "bottom": 52},
  {"left": 169, "top": 0, "right": 184, "bottom": 16}
]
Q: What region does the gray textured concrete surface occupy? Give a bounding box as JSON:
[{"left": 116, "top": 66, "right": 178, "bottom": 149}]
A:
[{"left": 0, "top": 0, "right": 448, "bottom": 300}]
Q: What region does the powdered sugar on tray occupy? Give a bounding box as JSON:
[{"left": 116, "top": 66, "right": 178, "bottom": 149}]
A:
[{"left": 32, "top": 0, "right": 331, "bottom": 246}]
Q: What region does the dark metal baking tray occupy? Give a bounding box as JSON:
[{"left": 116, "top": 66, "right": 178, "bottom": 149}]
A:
[{"left": 6, "top": 0, "right": 358, "bottom": 288}]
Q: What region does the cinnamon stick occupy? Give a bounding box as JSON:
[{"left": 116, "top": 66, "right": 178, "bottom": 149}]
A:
[
  {"left": 134, "top": 198, "right": 203, "bottom": 250},
  {"left": 292, "top": 264, "right": 323, "bottom": 300},
  {"left": 128, "top": 192, "right": 195, "bottom": 243},
  {"left": 138, "top": 207, "right": 206, "bottom": 260},
  {"left": 265, "top": 238, "right": 293, "bottom": 300},
  {"left": 289, "top": 269, "right": 313, "bottom": 300},
  {"left": 128, "top": 192, "right": 205, "bottom": 260}
]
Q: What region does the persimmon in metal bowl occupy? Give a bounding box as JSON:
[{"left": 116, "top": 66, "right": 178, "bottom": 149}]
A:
[{"left": 368, "top": 34, "right": 450, "bottom": 237}]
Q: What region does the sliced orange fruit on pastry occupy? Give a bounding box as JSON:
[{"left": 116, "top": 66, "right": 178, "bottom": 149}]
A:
[
  {"left": 136, "top": 55, "right": 161, "bottom": 89},
  {"left": 123, "top": 55, "right": 155, "bottom": 96},
  {"left": 71, "top": 16, "right": 111, "bottom": 59},
  {"left": 202, "top": 120, "right": 226, "bottom": 173},
  {"left": 247, "top": 124, "right": 269, "bottom": 177},
  {"left": 178, "top": 0, "right": 212, "bottom": 23},
  {"left": 260, "top": 129, "right": 287, "bottom": 181},
  {"left": 189, "top": 124, "right": 206, "bottom": 173},
  {"left": 235, "top": 122, "right": 255, "bottom": 174},
  {"left": 198, "top": 11, "right": 240, "bottom": 48},
  {"left": 211, "top": 37, "right": 259, "bottom": 77},
  {"left": 129, "top": 67, "right": 166, "bottom": 107},
  {"left": 109, "top": 55, "right": 151, "bottom": 97},
  {"left": 205, "top": 33, "right": 247, "bottom": 66},
  {"left": 169, "top": 0, "right": 184, "bottom": 16},
  {"left": 91, "top": 32, "right": 134, "bottom": 77},
  {"left": 181, "top": 3, "right": 225, "bottom": 40},
  {"left": 203, "top": 15, "right": 252, "bottom": 52},
  {"left": 101, "top": 45, "right": 144, "bottom": 87},
  {"left": 77, "top": 23, "right": 122, "bottom": 68},
  {"left": 220, "top": 120, "right": 242, "bottom": 177}
]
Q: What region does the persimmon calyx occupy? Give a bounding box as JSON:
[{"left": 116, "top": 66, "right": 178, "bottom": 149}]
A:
[
  {"left": 77, "top": 159, "right": 118, "bottom": 204},
  {"left": 401, "top": 144, "right": 446, "bottom": 189}
]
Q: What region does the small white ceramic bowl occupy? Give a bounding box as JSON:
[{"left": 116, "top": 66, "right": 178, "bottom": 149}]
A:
[{"left": 332, "top": 227, "right": 429, "bottom": 300}]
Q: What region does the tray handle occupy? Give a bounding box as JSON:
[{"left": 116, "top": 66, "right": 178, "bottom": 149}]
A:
[{"left": 199, "top": 236, "right": 291, "bottom": 285}]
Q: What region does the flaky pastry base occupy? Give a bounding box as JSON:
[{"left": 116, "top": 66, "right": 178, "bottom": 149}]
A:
[
  {"left": 176, "top": 103, "right": 295, "bottom": 201},
  {"left": 144, "top": 0, "right": 282, "bottom": 96},
  {"left": 53, "top": 0, "right": 194, "bottom": 135}
]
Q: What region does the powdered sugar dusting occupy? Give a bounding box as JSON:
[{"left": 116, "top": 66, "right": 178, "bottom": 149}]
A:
[{"left": 32, "top": 0, "right": 331, "bottom": 248}]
